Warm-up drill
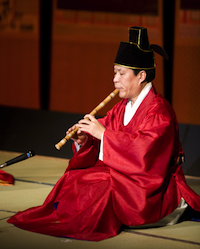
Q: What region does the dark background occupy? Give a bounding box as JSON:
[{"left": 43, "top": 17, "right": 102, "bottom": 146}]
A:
[{"left": 0, "top": 0, "right": 200, "bottom": 177}]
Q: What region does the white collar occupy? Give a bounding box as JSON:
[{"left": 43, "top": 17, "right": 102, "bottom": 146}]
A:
[{"left": 124, "top": 82, "right": 152, "bottom": 126}]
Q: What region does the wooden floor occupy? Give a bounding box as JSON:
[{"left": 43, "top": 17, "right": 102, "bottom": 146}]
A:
[{"left": 0, "top": 151, "right": 200, "bottom": 249}]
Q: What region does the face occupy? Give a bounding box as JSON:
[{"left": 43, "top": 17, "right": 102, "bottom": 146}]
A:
[{"left": 113, "top": 65, "right": 146, "bottom": 104}]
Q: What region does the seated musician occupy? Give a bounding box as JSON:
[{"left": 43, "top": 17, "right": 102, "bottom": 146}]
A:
[{"left": 7, "top": 26, "right": 200, "bottom": 241}]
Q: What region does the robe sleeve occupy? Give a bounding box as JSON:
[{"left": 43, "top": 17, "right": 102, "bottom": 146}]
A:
[
  {"left": 99, "top": 101, "right": 183, "bottom": 189},
  {"left": 66, "top": 134, "right": 100, "bottom": 172},
  {"left": 0, "top": 169, "right": 14, "bottom": 186}
]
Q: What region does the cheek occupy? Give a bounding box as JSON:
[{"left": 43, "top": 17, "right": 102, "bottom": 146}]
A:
[{"left": 123, "top": 79, "right": 133, "bottom": 92}]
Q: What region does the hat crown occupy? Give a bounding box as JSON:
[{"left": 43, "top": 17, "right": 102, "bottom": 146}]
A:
[
  {"left": 114, "top": 26, "right": 170, "bottom": 70},
  {"left": 129, "top": 27, "right": 150, "bottom": 51},
  {"left": 114, "top": 26, "right": 168, "bottom": 70}
]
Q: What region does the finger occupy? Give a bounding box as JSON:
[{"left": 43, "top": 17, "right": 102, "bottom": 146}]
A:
[
  {"left": 76, "top": 123, "right": 87, "bottom": 131},
  {"left": 84, "top": 114, "right": 95, "bottom": 121},
  {"left": 76, "top": 124, "right": 90, "bottom": 134},
  {"left": 76, "top": 129, "right": 83, "bottom": 135},
  {"left": 67, "top": 124, "right": 77, "bottom": 134},
  {"left": 78, "top": 119, "right": 90, "bottom": 125}
]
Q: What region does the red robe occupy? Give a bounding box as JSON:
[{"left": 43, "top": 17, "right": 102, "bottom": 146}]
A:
[
  {"left": 7, "top": 86, "right": 200, "bottom": 241},
  {"left": 0, "top": 170, "right": 14, "bottom": 185}
]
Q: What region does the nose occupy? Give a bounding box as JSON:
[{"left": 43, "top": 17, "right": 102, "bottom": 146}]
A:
[{"left": 113, "top": 73, "right": 119, "bottom": 83}]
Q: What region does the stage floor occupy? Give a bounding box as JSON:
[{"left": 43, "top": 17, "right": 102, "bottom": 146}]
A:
[{"left": 0, "top": 150, "right": 200, "bottom": 249}]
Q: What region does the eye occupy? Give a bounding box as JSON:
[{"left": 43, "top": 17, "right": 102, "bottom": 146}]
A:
[{"left": 114, "top": 70, "right": 124, "bottom": 76}]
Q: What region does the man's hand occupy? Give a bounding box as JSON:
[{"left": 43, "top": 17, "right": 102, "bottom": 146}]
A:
[
  {"left": 66, "top": 124, "right": 88, "bottom": 146},
  {"left": 76, "top": 114, "right": 106, "bottom": 140}
]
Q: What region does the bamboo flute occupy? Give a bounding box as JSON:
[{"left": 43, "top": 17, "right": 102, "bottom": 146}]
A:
[{"left": 55, "top": 89, "right": 119, "bottom": 150}]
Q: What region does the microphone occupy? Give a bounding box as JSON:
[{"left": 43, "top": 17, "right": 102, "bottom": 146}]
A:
[{"left": 0, "top": 150, "right": 35, "bottom": 168}]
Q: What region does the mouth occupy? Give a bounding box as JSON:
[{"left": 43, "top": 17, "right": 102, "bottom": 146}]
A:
[
  {"left": 115, "top": 86, "right": 122, "bottom": 91},
  {"left": 116, "top": 88, "right": 123, "bottom": 92}
]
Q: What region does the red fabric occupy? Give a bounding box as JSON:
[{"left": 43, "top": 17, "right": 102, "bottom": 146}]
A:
[
  {"left": 0, "top": 170, "right": 14, "bottom": 186},
  {"left": 7, "top": 86, "right": 200, "bottom": 241}
]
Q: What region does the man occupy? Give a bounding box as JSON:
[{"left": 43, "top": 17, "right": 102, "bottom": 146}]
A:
[{"left": 7, "top": 27, "right": 200, "bottom": 241}]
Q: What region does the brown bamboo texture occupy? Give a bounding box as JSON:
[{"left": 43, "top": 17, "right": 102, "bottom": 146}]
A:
[{"left": 55, "top": 89, "right": 119, "bottom": 150}]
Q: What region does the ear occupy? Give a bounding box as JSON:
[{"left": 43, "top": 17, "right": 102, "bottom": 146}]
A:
[{"left": 138, "top": 70, "right": 146, "bottom": 84}]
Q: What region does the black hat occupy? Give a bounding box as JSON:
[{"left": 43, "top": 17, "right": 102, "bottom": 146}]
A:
[{"left": 114, "top": 26, "right": 168, "bottom": 70}]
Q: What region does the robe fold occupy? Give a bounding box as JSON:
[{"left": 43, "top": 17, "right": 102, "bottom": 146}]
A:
[
  {"left": 7, "top": 86, "right": 200, "bottom": 241},
  {"left": 0, "top": 170, "right": 14, "bottom": 186}
]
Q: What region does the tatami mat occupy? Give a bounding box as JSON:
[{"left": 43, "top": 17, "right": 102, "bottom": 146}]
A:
[{"left": 0, "top": 151, "right": 200, "bottom": 249}]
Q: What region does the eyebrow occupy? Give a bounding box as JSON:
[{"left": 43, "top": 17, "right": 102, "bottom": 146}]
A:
[{"left": 114, "top": 67, "right": 123, "bottom": 72}]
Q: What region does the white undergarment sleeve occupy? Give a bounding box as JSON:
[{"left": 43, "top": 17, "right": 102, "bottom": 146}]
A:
[
  {"left": 99, "top": 132, "right": 104, "bottom": 161},
  {"left": 74, "top": 141, "right": 81, "bottom": 152}
]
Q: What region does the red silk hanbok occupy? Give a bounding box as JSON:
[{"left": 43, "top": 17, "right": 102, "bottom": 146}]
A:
[
  {"left": 7, "top": 86, "right": 200, "bottom": 241},
  {"left": 0, "top": 170, "right": 14, "bottom": 185}
]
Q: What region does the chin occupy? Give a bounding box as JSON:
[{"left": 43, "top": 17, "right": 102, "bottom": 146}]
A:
[{"left": 119, "top": 92, "right": 126, "bottom": 99}]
